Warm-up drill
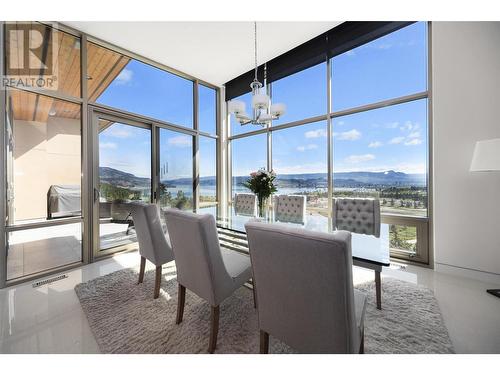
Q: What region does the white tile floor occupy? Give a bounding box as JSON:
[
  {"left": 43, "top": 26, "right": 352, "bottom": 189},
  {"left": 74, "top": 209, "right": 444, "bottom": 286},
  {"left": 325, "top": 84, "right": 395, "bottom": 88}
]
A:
[{"left": 0, "top": 251, "right": 499, "bottom": 354}]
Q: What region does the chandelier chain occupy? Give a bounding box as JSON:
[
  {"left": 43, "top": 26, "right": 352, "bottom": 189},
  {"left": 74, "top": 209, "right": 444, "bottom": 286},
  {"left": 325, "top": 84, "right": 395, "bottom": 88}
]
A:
[{"left": 254, "top": 21, "right": 258, "bottom": 81}]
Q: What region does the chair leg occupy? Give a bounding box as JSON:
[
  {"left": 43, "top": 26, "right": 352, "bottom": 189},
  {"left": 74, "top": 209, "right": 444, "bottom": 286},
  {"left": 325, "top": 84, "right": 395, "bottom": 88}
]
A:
[
  {"left": 208, "top": 305, "right": 220, "bottom": 353},
  {"left": 138, "top": 256, "right": 146, "bottom": 284},
  {"left": 252, "top": 281, "right": 257, "bottom": 309},
  {"left": 359, "top": 328, "right": 365, "bottom": 354},
  {"left": 153, "top": 265, "right": 162, "bottom": 299},
  {"left": 260, "top": 330, "right": 269, "bottom": 354},
  {"left": 176, "top": 284, "right": 186, "bottom": 324}
]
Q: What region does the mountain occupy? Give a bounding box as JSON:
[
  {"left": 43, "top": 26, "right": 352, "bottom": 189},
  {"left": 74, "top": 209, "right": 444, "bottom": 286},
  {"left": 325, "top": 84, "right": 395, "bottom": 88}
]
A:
[
  {"left": 100, "top": 166, "right": 426, "bottom": 190},
  {"left": 99, "top": 167, "right": 150, "bottom": 188},
  {"left": 233, "top": 170, "right": 425, "bottom": 188}
]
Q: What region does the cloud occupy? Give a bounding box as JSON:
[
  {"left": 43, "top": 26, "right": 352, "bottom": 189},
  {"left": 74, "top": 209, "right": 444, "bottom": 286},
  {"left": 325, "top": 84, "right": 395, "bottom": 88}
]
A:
[
  {"left": 345, "top": 154, "right": 375, "bottom": 164},
  {"left": 115, "top": 68, "right": 133, "bottom": 85},
  {"left": 408, "top": 131, "right": 420, "bottom": 139},
  {"left": 99, "top": 142, "right": 117, "bottom": 150},
  {"left": 273, "top": 162, "right": 327, "bottom": 175},
  {"left": 168, "top": 135, "right": 192, "bottom": 147},
  {"left": 305, "top": 128, "right": 327, "bottom": 139},
  {"left": 336, "top": 129, "right": 361, "bottom": 141},
  {"left": 404, "top": 138, "right": 422, "bottom": 146},
  {"left": 296, "top": 144, "right": 318, "bottom": 152},
  {"left": 106, "top": 127, "right": 132, "bottom": 139},
  {"left": 385, "top": 122, "right": 399, "bottom": 129},
  {"left": 389, "top": 136, "right": 405, "bottom": 144},
  {"left": 400, "top": 121, "right": 419, "bottom": 132},
  {"left": 368, "top": 141, "right": 383, "bottom": 148},
  {"left": 337, "top": 120, "right": 345, "bottom": 126}
]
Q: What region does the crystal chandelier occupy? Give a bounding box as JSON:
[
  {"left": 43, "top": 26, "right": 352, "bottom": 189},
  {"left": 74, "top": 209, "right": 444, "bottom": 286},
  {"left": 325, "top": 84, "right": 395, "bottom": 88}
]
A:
[{"left": 228, "top": 22, "right": 286, "bottom": 126}]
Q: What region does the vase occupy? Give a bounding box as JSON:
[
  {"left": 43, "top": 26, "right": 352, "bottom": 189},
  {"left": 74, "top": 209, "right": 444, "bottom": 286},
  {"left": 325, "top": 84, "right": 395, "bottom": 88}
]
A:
[{"left": 257, "top": 196, "right": 267, "bottom": 217}]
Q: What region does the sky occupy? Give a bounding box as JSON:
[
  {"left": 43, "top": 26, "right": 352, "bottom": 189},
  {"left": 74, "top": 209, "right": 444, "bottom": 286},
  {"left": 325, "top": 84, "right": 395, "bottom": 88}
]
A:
[{"left": 98, "top": 22, "right": 427, "bottom": 180}]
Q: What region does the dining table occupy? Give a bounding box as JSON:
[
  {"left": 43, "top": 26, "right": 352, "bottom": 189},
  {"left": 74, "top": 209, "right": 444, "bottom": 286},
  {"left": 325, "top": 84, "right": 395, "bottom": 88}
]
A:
[{"left": 196, "top": 205, "right": 390, "bottom": 309}]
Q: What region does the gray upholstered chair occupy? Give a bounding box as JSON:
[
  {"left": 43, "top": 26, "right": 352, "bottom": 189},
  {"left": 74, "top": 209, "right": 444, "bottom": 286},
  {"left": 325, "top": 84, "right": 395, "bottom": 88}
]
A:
[
  {"left": 164, "top": 209, "right": 255, "bottom": 353},
  {"left": 128, "top": 202, "right": 175, "bottom": 299},
  {"left": 234, "top": 193, "right": 257, "bottom": 216},
  {"left": 274, "top": 194, "right": 307, "bottom": 224},
  {"left": 245, "top": 220, "right": 366, "bottom": 354},
  {"left": 332, "top": 197, "right": 381, "bottom": 238}
]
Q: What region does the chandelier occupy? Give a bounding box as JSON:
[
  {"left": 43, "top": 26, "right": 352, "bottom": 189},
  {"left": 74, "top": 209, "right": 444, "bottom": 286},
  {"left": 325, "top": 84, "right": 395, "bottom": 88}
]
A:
[{"left": 228, "top": 22, "right": 286, "bottom": 126}]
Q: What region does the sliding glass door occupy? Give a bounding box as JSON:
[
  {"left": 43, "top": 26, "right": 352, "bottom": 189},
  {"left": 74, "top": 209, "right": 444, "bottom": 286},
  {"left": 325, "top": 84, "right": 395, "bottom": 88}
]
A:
[{"left": 92, "top": 112, "right": 152, "bottom": 256}]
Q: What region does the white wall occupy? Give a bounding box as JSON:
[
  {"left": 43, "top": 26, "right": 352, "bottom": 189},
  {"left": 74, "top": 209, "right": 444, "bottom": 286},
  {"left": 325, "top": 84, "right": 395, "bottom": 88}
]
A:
[{"left": 432, "top": 22, "right": 500, "bottom": 278}]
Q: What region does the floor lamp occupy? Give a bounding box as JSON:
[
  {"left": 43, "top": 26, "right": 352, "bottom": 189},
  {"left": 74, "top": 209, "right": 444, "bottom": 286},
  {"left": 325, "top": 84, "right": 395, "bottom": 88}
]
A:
[{"left": 470, "top": 138, "right": 500, "bottom": 299}]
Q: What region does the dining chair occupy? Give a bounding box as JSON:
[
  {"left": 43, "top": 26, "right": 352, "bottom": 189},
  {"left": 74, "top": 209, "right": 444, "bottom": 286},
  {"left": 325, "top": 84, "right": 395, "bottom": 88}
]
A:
[
  {"left": 234, "top": 193, "right": 257, "bottom": 216},
  {"left": 128, "top": 202, "right": 175, "bottom": 299},
  {"left": 245, "top": 220, "right": 367, "bottom": 354},
  {"left": 274, "top": 194, "right": 307, "bottom": 224},
  {"left": 332, "top": 197, "right": 381, "bottom": 238},
  {"left": 164, "top": 209, "right": 255, "bottom": 353}
]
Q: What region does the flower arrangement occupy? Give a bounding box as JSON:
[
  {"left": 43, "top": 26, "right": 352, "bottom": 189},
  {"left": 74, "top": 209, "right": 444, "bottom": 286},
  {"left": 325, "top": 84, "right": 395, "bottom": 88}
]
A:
[{"left": 243, "top": 168, "right": 277, "bottom": 216}]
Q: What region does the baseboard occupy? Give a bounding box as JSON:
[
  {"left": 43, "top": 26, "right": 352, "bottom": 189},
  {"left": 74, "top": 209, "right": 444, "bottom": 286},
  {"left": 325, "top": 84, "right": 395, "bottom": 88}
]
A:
[{"left": 435, "top": 262, "right": 500, "bottom": 285}]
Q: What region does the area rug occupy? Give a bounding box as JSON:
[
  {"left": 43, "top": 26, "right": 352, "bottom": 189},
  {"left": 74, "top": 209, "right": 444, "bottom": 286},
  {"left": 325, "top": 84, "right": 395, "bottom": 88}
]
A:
[{"left": 74, "top": 267, "right": 454, "bottom": 354}]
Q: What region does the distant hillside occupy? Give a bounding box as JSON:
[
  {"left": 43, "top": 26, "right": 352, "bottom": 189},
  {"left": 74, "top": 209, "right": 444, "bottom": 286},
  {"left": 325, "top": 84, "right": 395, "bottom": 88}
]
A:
[
  {"left": 100, "top": 167, "right": 426, "bottom": 189},
  {"left": 232, "top": 170, "right": 426, "bottom": 188},
  {"left": 99, "top": 167, "right": 150, "bottom": 188}
]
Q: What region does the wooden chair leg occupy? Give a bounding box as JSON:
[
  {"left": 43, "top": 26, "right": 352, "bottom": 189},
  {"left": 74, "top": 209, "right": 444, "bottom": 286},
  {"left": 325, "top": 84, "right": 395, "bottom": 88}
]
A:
[
  {"left": 153, "top": 265, "right": 162, "bottom": 299},
  {"left": 208, "top": 305, "right": 220, "bottom": 353},
  {"left": 260, "top": 330, "right": 269, "bottom": 354},
  {"left": 176, "top": 284, "right": 186, "bottom": 324},
  {"left": 359, "top": 328, "right": 365, "bottom": 354},
  {"left": 138, "top": 256, "right": 146, "bottom": 284}
]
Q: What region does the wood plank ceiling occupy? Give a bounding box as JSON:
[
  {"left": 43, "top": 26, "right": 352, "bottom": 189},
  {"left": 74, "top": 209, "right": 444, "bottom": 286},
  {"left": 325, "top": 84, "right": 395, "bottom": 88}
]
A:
[{"left": 7, "top": 22, "right": 130, "bottom": 123}]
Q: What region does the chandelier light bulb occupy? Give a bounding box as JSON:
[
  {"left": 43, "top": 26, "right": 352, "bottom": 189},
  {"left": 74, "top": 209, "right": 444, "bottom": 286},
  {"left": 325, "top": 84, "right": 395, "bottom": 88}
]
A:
[
  {"left": 252, "top": 93, "right": 269, "bottom": 110},
  {"left": 270, "top": 103, "right": 286, "bottom": 117},
  {"left": 228, "top": 100, "right": 246, "bottom": 115}
]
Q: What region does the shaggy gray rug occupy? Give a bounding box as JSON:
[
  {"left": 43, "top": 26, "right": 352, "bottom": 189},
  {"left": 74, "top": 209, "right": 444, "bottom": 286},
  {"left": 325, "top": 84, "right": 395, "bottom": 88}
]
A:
[{"left": 75, "top": 267, "right": 454, "bottom": 354}]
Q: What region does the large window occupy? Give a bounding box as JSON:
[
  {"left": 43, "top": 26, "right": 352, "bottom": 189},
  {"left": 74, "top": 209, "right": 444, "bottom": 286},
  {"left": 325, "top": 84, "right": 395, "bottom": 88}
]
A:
[
  {"left": 199, "top": 85, "right": 217, "bottom": 135},
  {"left": 231, "top": 134, "right": 267, "bottom": 198},
  {"left": 332, "top": 22, "right": 427, "bottom": 111},
  {"left": 272, "top": 121, "right": 329, "bottom": 218},
  {"left": 272, "top": 62, "right": 327, "bottom": 125},
  {"left": 229, "top": 22, "right": 430, "bottom": 264},
  {"left": 159, "top": 129, "right": 194, "bottom": 211},
  {"left": 87, "top": 43, "right": 194, "bottom": 128},
  {"left": 332, "top": 99, "right": 428, "bottom": 218}
]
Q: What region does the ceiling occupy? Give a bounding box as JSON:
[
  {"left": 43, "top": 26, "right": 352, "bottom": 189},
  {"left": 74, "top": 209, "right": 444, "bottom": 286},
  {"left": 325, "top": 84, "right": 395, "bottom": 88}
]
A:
[{"left": 64, "top": 21, "right": 341, "bottom": 86}]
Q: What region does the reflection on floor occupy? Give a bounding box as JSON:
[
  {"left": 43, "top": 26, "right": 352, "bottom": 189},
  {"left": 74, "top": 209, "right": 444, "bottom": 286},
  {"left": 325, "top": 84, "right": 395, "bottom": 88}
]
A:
[
  {"left": 1, "top": 250, "right": 499, "bottom": 353},
  {"left": 7, "top": 223, "right": 136, "bottom": 280}
]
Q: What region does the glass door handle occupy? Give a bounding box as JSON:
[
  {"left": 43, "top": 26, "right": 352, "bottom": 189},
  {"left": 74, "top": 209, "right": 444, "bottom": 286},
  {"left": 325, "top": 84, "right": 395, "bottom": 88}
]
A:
[{"left": 94, "top": 188, "right": 100, "bottom": 203}]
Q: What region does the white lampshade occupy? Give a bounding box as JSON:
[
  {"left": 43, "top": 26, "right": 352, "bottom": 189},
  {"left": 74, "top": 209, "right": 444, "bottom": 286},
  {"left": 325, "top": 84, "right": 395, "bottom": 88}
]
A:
[
  {"left": 258, "top": 113, "right": 273, "bottom": 122},
  {"left": 252, "top": 93, "right": 269, "bottom": 109},
  {"left": 470, "top": 138, "right": 500, "bottom": 172},
  {"left": 270, "top": 103, "right": 286, "bottom": 117},
  {"left": 228, "top": 100, "right": 246, "bottom": 115}
]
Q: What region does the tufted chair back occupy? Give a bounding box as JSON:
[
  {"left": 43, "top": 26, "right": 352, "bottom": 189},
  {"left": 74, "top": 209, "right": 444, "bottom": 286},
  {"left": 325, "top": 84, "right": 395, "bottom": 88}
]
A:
[
  {"left": 332, "top": 198, "right": 381, "bottom": 238},
  {"left": 234, "top": 193, "right": 257, "bottom": 216},
  {"left": 274, "top": 195, "right": 307, "bottom": 224}
]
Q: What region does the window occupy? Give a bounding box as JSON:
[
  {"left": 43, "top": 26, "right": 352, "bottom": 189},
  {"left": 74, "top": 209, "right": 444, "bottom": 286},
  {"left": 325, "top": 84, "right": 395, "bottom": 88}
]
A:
[
  {"left": 332, "top": 99, "right": 428, "bottom": 218},
  {"left": 5, "top": 89, "right": 82, "bottom": 280},
  {"left": 5, "top": 23, "right": 81, "bottom": 98},
  {"left": 332, "top": 22, "right": 427, "bottom": 111},
  {"left": 6, "top": 89, "right": 81, "bottom": 224},
  {"left": 231, "top": 134, "right": 267, "bottom": 198},
  {"left": 159, "top": 129, "right": 194, "bottom": 210},
  {"left": 199, "top": 136, "right": 217, "bottom": 207},
  {"left": 199, "top": 85, "right": 217, "bottom": 135},
  {"left": 87, "top": 43, "right": 194, "bottom": 127},
  {"left": 272, "top": 121, "right": 329, "bottom": 217},
  {"left": 271, "top": 62, "right": 327, "bottom": 125}
]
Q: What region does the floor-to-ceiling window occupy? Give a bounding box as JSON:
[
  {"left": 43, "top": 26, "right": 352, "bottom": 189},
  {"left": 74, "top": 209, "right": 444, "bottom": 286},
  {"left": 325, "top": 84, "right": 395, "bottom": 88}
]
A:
[
  {"left": 228, "top": 22, "right": 430, "bottom": 264},
  {"left": 1, "top": 22, "right": 219, "bottom": 285}
]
